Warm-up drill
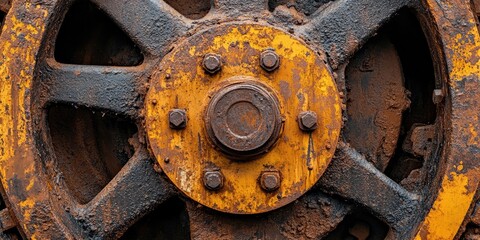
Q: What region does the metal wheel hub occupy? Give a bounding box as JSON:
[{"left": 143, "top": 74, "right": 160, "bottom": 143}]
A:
[
  {"left": 1, "top": 0, "right": 480, "bottom": 238},
  {"left": 205, "top": 80, "right": 283, "bottom": 159},
  {"left": 145, "top": 23, "right": 342, "bottom": 214}
]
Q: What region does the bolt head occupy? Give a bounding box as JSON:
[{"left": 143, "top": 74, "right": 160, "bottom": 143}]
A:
[
  {"left": 169, "top": 109, "right": 187, "bottom": 129},
  {"left": 204, "top": 171, "right": 224, "bottom": 191},
  {"left": 298, "top": 111, "right": 318, "bottom": 131},
  {"left": 203, "top": 53, "right": 222, "bottom": 74},
  {"left": 260, "top": 171, "right": 281, "bottom": 192},
  {"left": 432, "top": 89, "right": 444, "bottom": 104},
  {"left": 260, "top": 50, "right": 280, "bottom": 71}
]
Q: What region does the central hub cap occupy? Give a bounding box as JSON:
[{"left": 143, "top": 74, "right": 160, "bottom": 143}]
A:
[
  {"left": 206, "top": 81, "right": 282, "bottom": 159},
  {"left": 145, "top": 23, "right": 342, "bottom": 214}
]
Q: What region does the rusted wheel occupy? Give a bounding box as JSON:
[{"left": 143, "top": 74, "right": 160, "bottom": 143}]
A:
[{"left": 0, "top": 0, "right": 479, "bottom": 239}]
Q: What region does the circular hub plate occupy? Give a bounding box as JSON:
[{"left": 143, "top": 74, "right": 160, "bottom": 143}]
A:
[
  {"left": 205, "top": 80, "right": 283, "bottom": 159},
  {"left": 146, "top": 23, "right": 342, "bottom": 214}
]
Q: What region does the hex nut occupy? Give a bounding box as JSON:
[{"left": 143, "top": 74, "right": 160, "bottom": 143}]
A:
[
  {"left": 260, "top": 171, "right": 281, "bottom": 192},
  {"left": 203, "top": 53, "right": 222, "bottom": 74},
  {"left": 169, "top": 109, "right": 187, "bottom": 129},
  {"left": 298, "top": 111, "right": 318, "bottom": 131},
  {"left": 260, "top": 50, "right": 280, "bottom": 72},
  {"left": 204, "top": 171, "right": 224, "bottom": 191},
  {"left": 432, "top": 89, "right": 444, "bottom": 104}
]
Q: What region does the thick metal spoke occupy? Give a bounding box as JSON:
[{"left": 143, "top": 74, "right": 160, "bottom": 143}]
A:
[
  {"left": 318, "top": 142, "right": 420, "bottom": 234},
  {"left": 91, "top": 0, "right": 190, "bottom": 56},
  {"left": 40, "top": 59, "right": 146, "bottom": 117},
  {"left": 187, "top": 190, "right": 350, "bottom": 239},
  {"left": 76, "top": 146, "right": 175, "bottom": 239},
  {"left": 299, "top": 0, "right": 411, "bottom": 68},
  {"left": 213, "top": 0, "right": 269, "bottom": 14}
]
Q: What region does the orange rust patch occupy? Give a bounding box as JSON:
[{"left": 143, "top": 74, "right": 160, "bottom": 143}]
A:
[
  {"left": 145, "top": 23, "right": 342, "bottom": 214},
  {"left": 415, "top": 0, "right": 480, "bottom": 238}
]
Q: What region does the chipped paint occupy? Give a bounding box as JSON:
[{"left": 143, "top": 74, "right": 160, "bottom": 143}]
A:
[
  {"left": 414, "top": 0, "right": 480, "bottom": 238},
  {"left": 415, "top": 171, "right": 476, "bottom": 239},
  {"left": 0, "top": 1, "right": 67, "bottom": 239},
  {"left": 145, "top": 23, "right": 342, "bottom": 214}
]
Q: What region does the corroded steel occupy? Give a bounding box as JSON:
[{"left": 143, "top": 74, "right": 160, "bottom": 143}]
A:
[
  {"left": 203, "top": 53, "right": 222, "bottom": 74},
  {"left": 260, "top": 49, "right": 280, "bottom": 72},
  {"left": 0, "top": 208, "right": 16, "bottom": 232},
  {"left": 343, "top": 36, "right": 410, "bottom": 171},
  {"left": 0, "top": 0, "right": 9, "bottom": 13},
  {"left": 298, "top": 111, "right": 319, "bottom": 132},
  {"left": 0, "top": 0, "right": 478, "bottom": 239},
  {"left": 203, "top": 171, "right": 224, "bottom": 191},
  {"left": 169, "top": 109, "right": 187, "bottom": 129},
  {"left": 414, "top": 0, "right": 480, "bottom": 238},
  {"left": 0, "top": 2, "right": 179, "bottom": 239},
  {"left": 259, "top": 171, "right": 281, "bottom": 192},
  {"left": 0, "top": 3, "right": 63, "bottom": 239},
  {"left": 145, "top": 23, "right": 342, "bottom": 214},
  {"left": 205, "top": 81, "right": 283, "bottom": 159}
]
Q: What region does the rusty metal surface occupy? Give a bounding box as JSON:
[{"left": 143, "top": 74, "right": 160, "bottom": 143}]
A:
[
  {"left": 318, "top": 142, "right": 421, "bottom": 236},
  {"left": 0, "top": 0, "right": 10, "bottom": 13},
  {"left": 0, "top": 209, "right": 16, "bottom": 232},
  {"left": 90, "top": 0, "right": 191, "bottom": 57},
  {"left": 145, "top": 23, "right": 342, "bottom": 214},
  {"left": 344, "top": 35, "right": 410, "bottom": 171},
  {"left": 0, "top": 0, "right": 181, "bottom": 239},
  {"left": 298, "top": 0, "right": 412, "bottom": 68},
  {"left": 187, "top": 190, "right": 351, "bottom": 239},
  {"left": 0, "top": 0, "right": 478, "bottom": 239},
  {"left": 205, "top": 82, "right": 283, "bottom": 159},
  {"left": 414, "top": 0, "right": 480, "bottom": 238}
]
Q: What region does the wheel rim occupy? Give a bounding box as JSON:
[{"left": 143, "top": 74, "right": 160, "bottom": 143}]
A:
[{"left": 0, "top": 0, "right": 478, "bottom": 239}]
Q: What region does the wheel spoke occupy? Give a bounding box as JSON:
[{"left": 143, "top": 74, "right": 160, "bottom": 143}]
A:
[
  {"left": 187, "top": 190, "right": 350, "bottom": 239},
  {"left": 213, "top": 0, "right": 268, "bottom": 14},
  {"left": 76, "top": 145, "right": 175, "bottom": 239},
  {"left": 90, "top": 0, "right": 190, "bottom": 57},
  {"left": 318, "top": 142, "right": 420, "bottom": 232},
  {"left": 40, "top": 59, "right": 146, "bottom": 117},
  {"left": 299, "top": 0, "right": 410, "bottom": 68}
]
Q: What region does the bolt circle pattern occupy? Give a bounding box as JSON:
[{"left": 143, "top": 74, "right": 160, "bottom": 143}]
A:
[
  {"left": 0, "top": 1, "right": 479, "bottom": 237},
  {"left": 145, "top": 24, "right": 342, "bottom": 214}
]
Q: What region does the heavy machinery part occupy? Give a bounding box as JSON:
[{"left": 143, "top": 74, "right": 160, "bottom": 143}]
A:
[
  {"left": 145, "top": 23, "right": 341, "bottom": 214},
  {"left": 0, "top": 0, "right": 478, "bottom": 239},
  {"left": 413, "top": 0, "right": 480, "bottom": 238},
  {"left": 343, "top": 35, "right": 411, "bottom": 172}
]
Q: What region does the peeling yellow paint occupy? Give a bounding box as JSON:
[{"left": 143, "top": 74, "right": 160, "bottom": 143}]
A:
[
  {"left": 415, "top": 0, "right": 480, "bottom": 238},
  {"left": 0, "top": 3, "right": 59, "bottom": 239},
  {"left": 146, "top": 24, "right": 342, "bottom": 214},
  {"left": 415, "top": 171, "right": 476, "bottom": 240},
  {"left": 449, "top": 31, "right": 480, "bottom": 83}
]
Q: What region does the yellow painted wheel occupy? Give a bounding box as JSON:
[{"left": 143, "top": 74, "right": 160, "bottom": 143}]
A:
[
  {"left": 0, "top": 0, "right": 478, "bottom": 239},
  {"left": 145, "top": 23, "right": 342, "bottom": 214}
]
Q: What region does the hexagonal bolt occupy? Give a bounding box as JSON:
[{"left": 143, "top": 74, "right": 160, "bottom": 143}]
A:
[
  {"left": 260, "top": 50, "right": 280, "bottom": 72},
  {"left": 204, "top": 171, "right": 224, "bottom": 191},
  {"left": 260, "top": 171, "right": 281, "bottom": 192},
  {"left": 432, "top": 89, "right": 444, "bottom": 104},
  {"left": 169, "top": 109, "right": 187, "bottom": 129},
  {"left": 203, "top": 53, "right": 222, "bottom": 74},
  {"left": 298, "top": 111, "right": 318, "bottom": 131}
]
